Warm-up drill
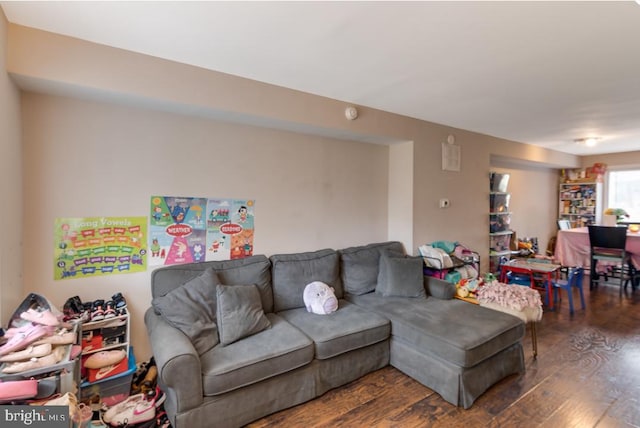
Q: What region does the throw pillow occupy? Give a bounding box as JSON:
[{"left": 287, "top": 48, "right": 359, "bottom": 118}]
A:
[
  {"left": 376, "top": 253, "right": 426, "bottom": 298},
  {"left": 217, "top": 284, "right": 271, "bottom": 346},
  {"left": 151, "top": 267, "right": 221, "bottom": 355}
]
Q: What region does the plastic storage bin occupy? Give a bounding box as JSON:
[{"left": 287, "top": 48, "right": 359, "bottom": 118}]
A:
[
  {"left": 490, "top": 213, "right": 511, "bottom": 233},
  {"left": 80, "top": 348, "right": 136, "bottom": 406},
  {"left": 490, "top": 232, "right": 512, "bottom": 252},
  {"left": 490, "top": 172, "right": 510, "bottom": 193},
  {"left": 490, "top": 193, "right": 510, "bottom": 213}
]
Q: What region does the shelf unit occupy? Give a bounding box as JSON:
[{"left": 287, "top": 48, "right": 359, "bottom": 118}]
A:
[
  {"left": 558, "top": 182, "right": 603, "bottom": 228},
  {"left": 489, "top": 173, "right": 513, "bottom": 274},
  {"left": 81, "top": 311, "right": 129, "bottom": 358}
]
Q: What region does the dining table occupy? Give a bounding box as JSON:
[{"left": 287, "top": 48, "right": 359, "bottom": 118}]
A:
[{"left": 555, "top": 226, "right": 640, "bottom": 269}]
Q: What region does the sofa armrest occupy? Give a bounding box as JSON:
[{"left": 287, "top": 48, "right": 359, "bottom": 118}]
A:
[
  {"left": 144, "top": 307, "right": 204, "bottom": 413},
  {"left": 424, "top": 275, "right": 456, "bottom": 300}
]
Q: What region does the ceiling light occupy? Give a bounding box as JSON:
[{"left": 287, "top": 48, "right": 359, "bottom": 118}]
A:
[{"left": 575, "top": 137, "right": 600, "bottom": 147}]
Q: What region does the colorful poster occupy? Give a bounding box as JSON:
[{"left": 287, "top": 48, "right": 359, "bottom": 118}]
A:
[
  {"left": 54, "top": 217, "right": 147, "bottom": 280},
  {"left": 149, "top": 196, "right": 255, "bottom": 266}
]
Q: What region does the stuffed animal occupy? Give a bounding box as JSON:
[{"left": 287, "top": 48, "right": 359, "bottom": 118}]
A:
[{"left": 303, "top": 281, "right": 338, "bottom": 315}]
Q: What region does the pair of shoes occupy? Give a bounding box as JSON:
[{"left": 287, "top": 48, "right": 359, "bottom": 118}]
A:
[
  {"left": 34, "top": 328, "right": 76, "bottom": 346},
  {"left": 20, "top": 308, "right": 60, "bottom": 327},
  {"left": 104, "top": 301, "right": 117, "bottom": 319},
  {"left": 0, "top": 343, "right": 52, "bottom": 363},
  {"left": 112, "top": 293, "right": 127, "bottom": 311},
  {"left": 91, "top": 300, "right": 105, "bottom": 322},
  {"left": 0, "top": 324, "right": 53, "bottom": 356},
  {"left": 1, "top": 345, "right": 66, "bottom": 374},
  {"left": 102, "top": 393, "right": 156, "bottom": 426},
  {"left": 63, "top": 296, "right": 84, "bottom": 321}
]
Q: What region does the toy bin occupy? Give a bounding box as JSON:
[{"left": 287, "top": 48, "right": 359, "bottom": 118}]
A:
[
  {"left": 490, "top": 213, "right": 511, "bottom": 233},
  {"left": 490, "top": 172, "right": 510, "bottom": 193},
  {"left": 80, "top": 348, "right": 136, "bottom": 407},
  {"left": 490, "top": 193, "right": 510, "bottom": 212},
  {"left": 490, "top": 232, "right": 512, "bottom": 252}
]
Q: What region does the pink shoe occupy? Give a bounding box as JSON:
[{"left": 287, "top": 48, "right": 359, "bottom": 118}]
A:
[
  {"left": 33, "top": 328, "right": 76, "bottom": 346},
  {"left": 1, "top": 346, "right": 62, "bottom": 374},
  {"left": 103, "top": 393, "right": 156, "bottom": 426},
  {"left": 0, "top": 324, "right": 52, "bottom": 356},
  {"left": 0, "top": 343, "right": 52, "bottom": 363},
  {"left": 20, "top": 308, "right": 60, "bottom": 327},
  {"left": 0, "top": 379, "right": 38, "bottom": 402}
]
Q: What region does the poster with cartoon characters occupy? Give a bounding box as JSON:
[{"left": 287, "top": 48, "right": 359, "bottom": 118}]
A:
[
  {"left": 54, "top": 217, "right": 147, "bottom": 280},
  {"left": 149, "top": 196, "right": 255, "bottom": 266}
]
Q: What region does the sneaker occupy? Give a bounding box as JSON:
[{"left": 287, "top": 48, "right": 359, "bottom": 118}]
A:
[
  {"left": 102, "top": 394, "right": 155, "bottom": 426},
  {"left": 104, "top": 301, "right": 116, "bottom": 319},
  {"left": 91, "top": 300, "right": 105, "bottom": 322},
  {"left": 112, "top": 293, "right": 127, "bottom": 311},
  {"left": 63, "top": 296, "right": 83, "bottom": 321},
  {"left": 20, "top": 308, "right": 60, "bottom": 327},
  {"left": 0, "top": 324, "right": 53, "bottom": 356}
]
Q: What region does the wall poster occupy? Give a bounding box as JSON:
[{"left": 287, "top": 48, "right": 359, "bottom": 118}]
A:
[
  {"left": 54, "top": 217, "right": 148, "bottom": 280},
  {"left": 149, "top": 196, "right": 255, "bottom": 266}
]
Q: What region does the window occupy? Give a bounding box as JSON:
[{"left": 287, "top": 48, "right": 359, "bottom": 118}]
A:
[{"left": 607, "top": 169, "right": 640, "bottom": 221}]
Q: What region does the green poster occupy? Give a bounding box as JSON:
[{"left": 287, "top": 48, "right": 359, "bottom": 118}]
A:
[{"left": 54, "top": 217, "right": 147, "bottom": 280}]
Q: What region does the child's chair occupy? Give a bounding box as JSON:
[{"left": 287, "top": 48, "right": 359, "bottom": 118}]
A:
[{"left": 551, "top": 267, "right": 585, "bottom": 315}]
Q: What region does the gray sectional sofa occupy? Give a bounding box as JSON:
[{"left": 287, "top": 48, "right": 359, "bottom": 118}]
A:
[{"left": 145, "top": 242, "right": 525, "bottom": 427}]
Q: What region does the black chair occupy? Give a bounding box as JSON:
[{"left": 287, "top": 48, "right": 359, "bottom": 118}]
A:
[{"left": 588, "top": 225, "right": 631, "bottom": 295}]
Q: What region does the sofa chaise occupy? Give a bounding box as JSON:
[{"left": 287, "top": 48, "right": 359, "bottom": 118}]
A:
[{"left": 145, "top": 241, "right": 525, "bottom": 427}]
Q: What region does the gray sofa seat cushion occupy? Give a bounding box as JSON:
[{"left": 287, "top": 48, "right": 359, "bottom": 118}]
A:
[
  {"left": 200, "top": 313, "right": 314, "bottom": 396},
  {"left": 150, "top": 255, "right": 274, "bottom": 313},
  {"left": 339, "top": 241, "right": 405, "bottom": 295},
  {"left": 271, "top": 249, "right": 342, "bottom": 312},
  {"left": 346, "top": 293, "right": 525, "bottom": 368},
  {"left": 277, "top": 300, "right": 390, "bottom": 360}
]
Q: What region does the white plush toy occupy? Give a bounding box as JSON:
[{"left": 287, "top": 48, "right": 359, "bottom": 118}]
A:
[{"left": 303, "top": 281, "right": 338, "bottom": 315}]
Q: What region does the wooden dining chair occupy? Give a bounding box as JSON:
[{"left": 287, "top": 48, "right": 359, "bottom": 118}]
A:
[{"left": 587, "top": 225, "right": 630, "bottom": 296}]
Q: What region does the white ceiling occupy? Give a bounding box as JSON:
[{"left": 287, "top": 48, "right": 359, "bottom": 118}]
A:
[{"left": 3, "top": 1, "right": 640, "bottom": 155}]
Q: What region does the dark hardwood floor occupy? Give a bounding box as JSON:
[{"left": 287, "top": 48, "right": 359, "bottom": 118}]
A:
[{"left": 248, "top": 279, "right": 640, "bottom": 428}]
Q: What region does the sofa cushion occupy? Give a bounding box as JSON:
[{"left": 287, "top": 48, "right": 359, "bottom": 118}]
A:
[
  {"left": 277, "top": 300, "right": 390, "bottom": 359},
  {"left": 271, "top": 249, "right": 342, "bottom": 312},
  {"left": 339, "top": 242, "right": 405, "bottom": 295},
  {"left": 150, "top": 255, "right": 274, "bottom": 313},
  {"left": 375, "top": 254, "right": 426, "bottom": 298},
  {"left": 217, "top": 284, "right": 271, "bottom": 346},
  {"left": 200, "top": 313, "right": 314, "bottom": 396},
  {"left": 346, "top": 293, "right": 525, "bottom": 368},
  {"left": 151, "top": 267, "right": 220, "bottom": 355}
]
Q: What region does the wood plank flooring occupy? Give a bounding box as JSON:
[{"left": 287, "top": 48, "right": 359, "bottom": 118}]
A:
[{"left": 248, "top": 279, "right": 640, "bottom": 428}]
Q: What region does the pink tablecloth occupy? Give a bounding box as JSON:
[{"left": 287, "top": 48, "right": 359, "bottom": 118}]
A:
[{"left": 555, "top": 227, "right": 640, "bottom": 269}]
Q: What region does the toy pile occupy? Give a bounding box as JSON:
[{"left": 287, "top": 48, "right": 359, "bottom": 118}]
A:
[
  {"left": 455, "top": 273, "right": 498, "bottom": 300},
  {"left": 420, "top": 240, "right": 480, "bottom": 284}
]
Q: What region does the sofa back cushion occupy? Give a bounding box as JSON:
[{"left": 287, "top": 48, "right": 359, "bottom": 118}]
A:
[
  {"left": 271, "top": 249, "right": 342, "bottom": 312},
  {"left": 150, "top": 255, "right": 274, "bottom": 313},
  {"left": 339, "top": 241, "right": 405, "bottom": 295},
  {"left": 151, "top": 267, "right": 221, "bottom": 355}
]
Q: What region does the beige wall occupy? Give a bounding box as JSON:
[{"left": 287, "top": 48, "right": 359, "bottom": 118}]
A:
[
  {"left": 0, "top": 10, "right": 22, "bottom": 324},
  {"left": 582, "top": 151, "right": 640, "bottom": 169},
  {"left": 21, "top": 93, "right": 389, "bottom": 359},
  {"left": 6, "top": 24, "right": 585, "bottom": 359}
]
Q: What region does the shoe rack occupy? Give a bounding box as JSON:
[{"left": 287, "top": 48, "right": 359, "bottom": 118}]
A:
[{"left": 80, "top": 310, "right": 130, "bottom": 361}]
